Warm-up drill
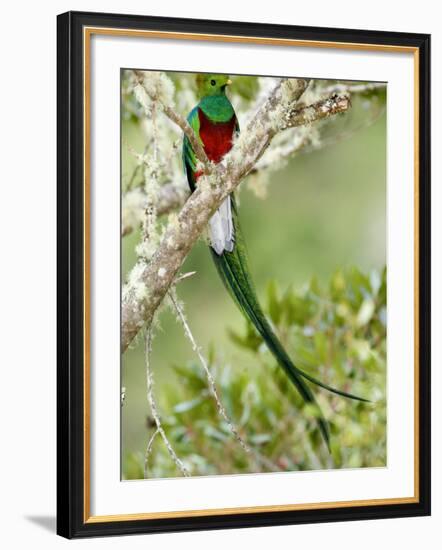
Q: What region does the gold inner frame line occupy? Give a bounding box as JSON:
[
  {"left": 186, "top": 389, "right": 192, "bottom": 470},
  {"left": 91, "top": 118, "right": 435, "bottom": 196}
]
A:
[{"left": 82, "top": 26, "right": 420, "bottom": 524}]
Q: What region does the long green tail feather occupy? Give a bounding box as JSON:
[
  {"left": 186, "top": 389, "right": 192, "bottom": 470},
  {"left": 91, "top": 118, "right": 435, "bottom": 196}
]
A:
[
  {"left": 210, "top": 195, "right": 368, "bottom": 450},
  {"left": 211, "top": 245, "right": 331, "bottom": 449}
]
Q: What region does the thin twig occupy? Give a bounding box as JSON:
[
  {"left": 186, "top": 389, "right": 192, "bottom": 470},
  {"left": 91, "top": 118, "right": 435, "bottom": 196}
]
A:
[
  {"left": 168, "top": 291, "right": 250, "bottom": 453},
  {"left": 133, "top": 70, "right": 211, "bottom": 170},
  {"left": 168, "top": 289, "right": 282, "bottom": 473},
  {"left": 173, "top": 271, "right": 197, "bottom": 284},
  {"left": 144, "top": 428, "right": 159, "bottom": 479},
  {"left": 298, "top": 104, "right": 386, "bottom": 157},
  {"left": 283, "top": 94, "right": 351, "bottom": 129},
  {"left": 144, "top": 327, "right": 190, "bottom": 477},
  {"left": 125, "top": 144, "right": 149, "bottom": 191}
]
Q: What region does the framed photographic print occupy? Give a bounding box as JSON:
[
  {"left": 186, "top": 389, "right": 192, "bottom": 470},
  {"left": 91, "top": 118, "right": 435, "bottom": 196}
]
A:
[{"left": 57, "top": 11, "right": 431, "bottom": 538}]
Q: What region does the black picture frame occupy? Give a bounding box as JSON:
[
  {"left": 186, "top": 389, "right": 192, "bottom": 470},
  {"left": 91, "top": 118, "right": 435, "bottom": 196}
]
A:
[{"left": 57, "top": 10, "right": 431, "bottom": 539}]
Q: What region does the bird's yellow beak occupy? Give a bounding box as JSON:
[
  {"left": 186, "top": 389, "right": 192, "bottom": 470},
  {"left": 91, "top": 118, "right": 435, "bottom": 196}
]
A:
[{"left": 226, "top": 78, "right": 232, "bottom": 86}]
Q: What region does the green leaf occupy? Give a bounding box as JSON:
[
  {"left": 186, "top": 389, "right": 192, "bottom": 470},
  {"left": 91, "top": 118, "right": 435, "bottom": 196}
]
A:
[
  {"left": 173, "top": 396, "right": 204, "bottom": 413},
  {"left": 356, "top": 298, "right": 375, "bottom": 327},
  {"left": 313, "top": 331, "right": 328, "bottom": 363},
  {"left": 250, "top": 434, "right": 272, "bottom": 445}
]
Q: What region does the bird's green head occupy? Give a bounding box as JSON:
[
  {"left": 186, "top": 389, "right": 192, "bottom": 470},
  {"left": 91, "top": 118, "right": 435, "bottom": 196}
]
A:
[{"left": 196, "top": 74, "right": 232, "bottom": 98}]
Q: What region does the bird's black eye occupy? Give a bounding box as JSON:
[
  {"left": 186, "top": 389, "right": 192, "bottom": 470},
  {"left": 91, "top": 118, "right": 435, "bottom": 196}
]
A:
[{"left": 210, "top": 79, "right": 216, "bottom": 86}]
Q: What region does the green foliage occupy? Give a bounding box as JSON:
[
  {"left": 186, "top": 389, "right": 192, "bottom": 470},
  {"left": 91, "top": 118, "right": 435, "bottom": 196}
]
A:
[{"left": 123, "top": 267, "right": 386, "bottom": 479}]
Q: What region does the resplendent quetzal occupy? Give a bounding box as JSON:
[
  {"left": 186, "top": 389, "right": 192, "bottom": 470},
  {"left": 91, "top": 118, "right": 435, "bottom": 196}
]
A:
[{"left": 182, "top": 74, "right": 368, "bottom": 451}]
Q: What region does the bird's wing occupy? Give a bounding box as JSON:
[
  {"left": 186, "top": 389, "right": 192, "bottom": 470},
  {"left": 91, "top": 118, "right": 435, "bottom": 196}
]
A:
[{"left": 182, "top": 106, "right": 201, "bottom": 192}]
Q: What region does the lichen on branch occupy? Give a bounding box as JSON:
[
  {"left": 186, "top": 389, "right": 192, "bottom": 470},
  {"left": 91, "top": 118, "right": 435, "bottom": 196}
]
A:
[{"left": 121, "top": 92, "right": 352, "bottom": 237}]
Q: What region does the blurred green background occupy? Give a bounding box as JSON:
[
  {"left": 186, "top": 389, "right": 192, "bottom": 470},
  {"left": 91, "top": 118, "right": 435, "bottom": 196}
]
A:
[{"left": 121, "top": 73, "right": 386, "bottom": 479}]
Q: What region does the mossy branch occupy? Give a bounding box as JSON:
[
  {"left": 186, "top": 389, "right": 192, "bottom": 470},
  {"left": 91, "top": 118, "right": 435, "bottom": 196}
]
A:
[
  {"left": 122, "top": 78, "right": 311, "bottom": 352},
  {"left": 121, "top": 92, "right": 351, "bottom": 238}
]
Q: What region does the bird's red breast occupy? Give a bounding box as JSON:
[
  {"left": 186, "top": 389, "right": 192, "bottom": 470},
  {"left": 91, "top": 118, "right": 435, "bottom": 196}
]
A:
[{"left": 198, "top": 108, "right": 236, "bottom": 164}]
